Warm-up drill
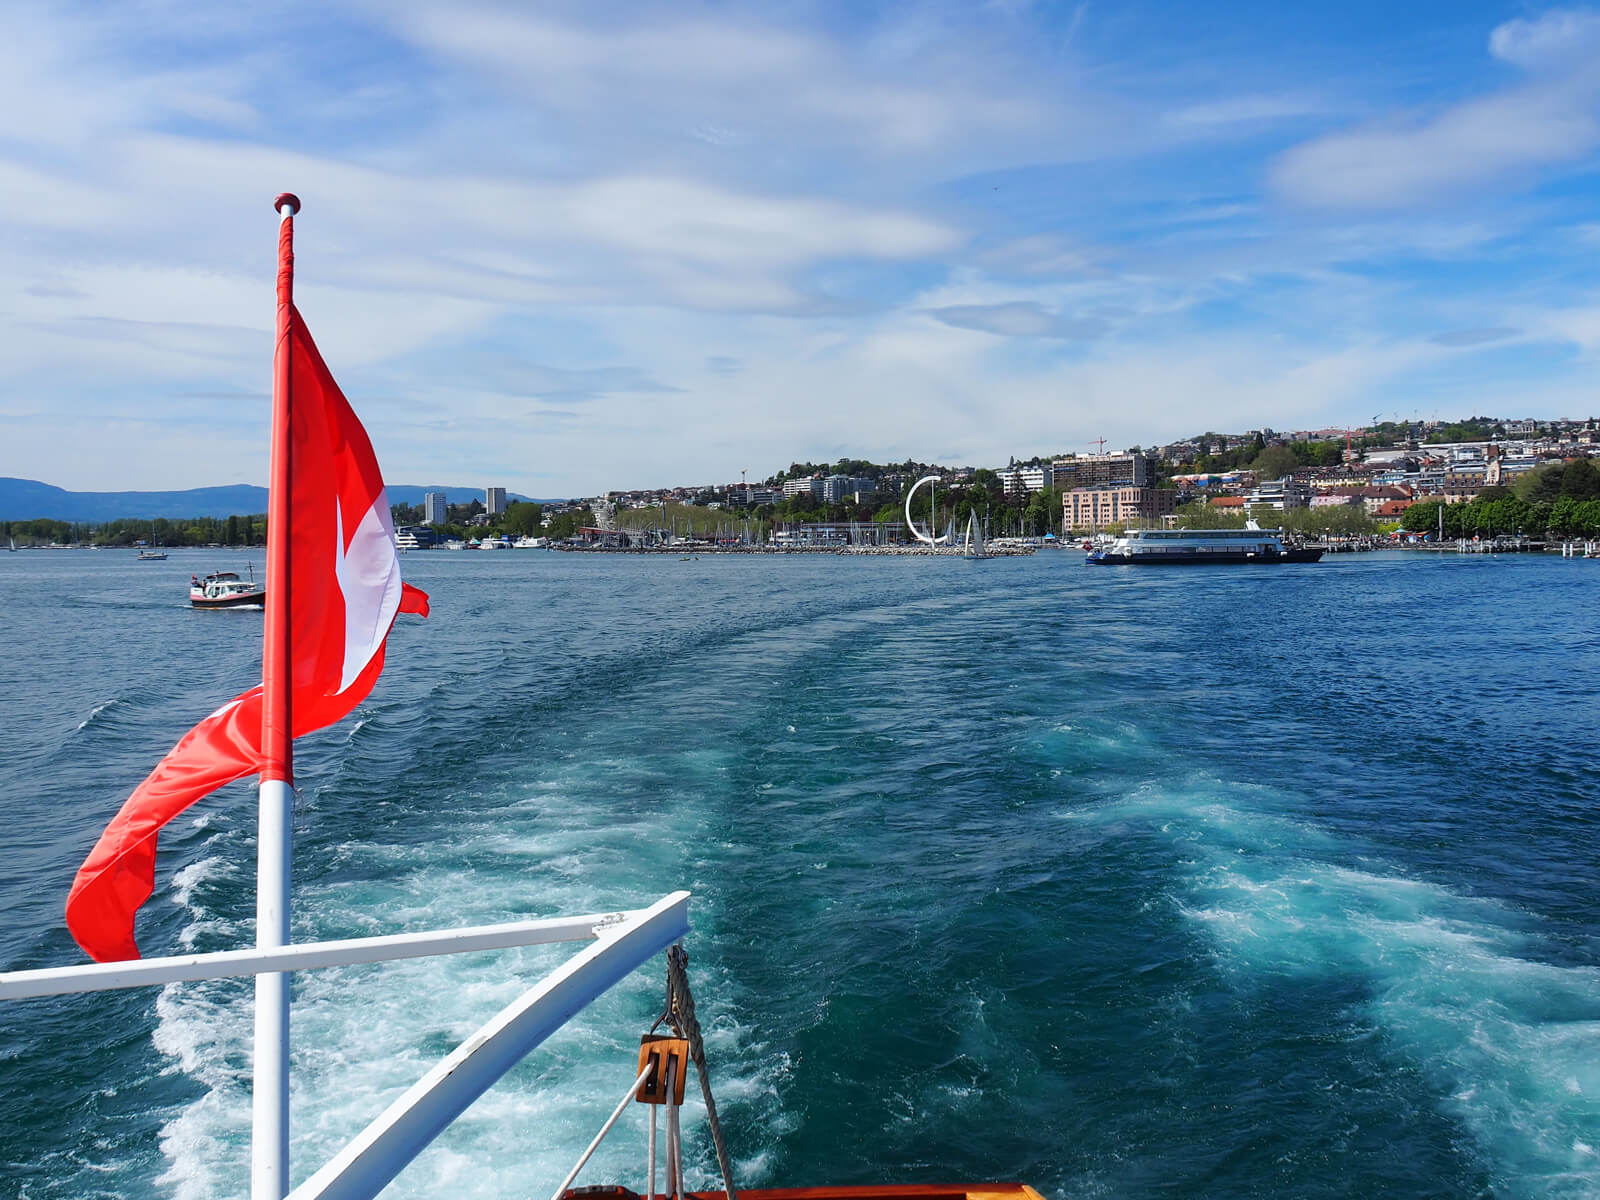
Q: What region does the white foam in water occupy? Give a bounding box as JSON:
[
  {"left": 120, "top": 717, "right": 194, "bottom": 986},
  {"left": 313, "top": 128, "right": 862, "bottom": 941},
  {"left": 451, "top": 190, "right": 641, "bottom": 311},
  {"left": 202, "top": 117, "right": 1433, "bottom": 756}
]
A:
[
  {"left": 150, "top": 780, "right": 775, "bottom": 1199},
  {"left": 1090, "top": 786, "right": 1600, "bottom": 1194},
  {"left": 153, "top": 978, "right": 254, "bottom": 1200},
  {"left": 75, "top": 699, "right": 118, "bottom": 732}
]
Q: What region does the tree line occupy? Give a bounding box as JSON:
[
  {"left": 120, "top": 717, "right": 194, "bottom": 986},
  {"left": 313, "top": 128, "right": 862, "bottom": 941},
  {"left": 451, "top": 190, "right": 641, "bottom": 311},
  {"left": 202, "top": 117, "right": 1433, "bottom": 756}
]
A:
[
  {"left": 3, "top": 514, "right": 267, "bottom": 547},
  {"left": 1169, "top": 501, "right": 1379, "bottom": 538},
  {"left": 1397, "top": 459, "right": 1600, "bottom": 539},
  {"left": 1401, "top": 496, "right": 1600, "bottom": 539},
  {"left": 1181, "top": 435, "right": 1347, "bottom": 478}
]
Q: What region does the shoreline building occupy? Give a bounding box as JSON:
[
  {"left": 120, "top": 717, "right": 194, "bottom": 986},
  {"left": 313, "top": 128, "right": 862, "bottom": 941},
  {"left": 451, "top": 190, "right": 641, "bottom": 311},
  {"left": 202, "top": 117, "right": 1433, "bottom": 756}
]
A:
[
  {"left": 1053, "top": 452, "right": 1150, "bottom": 491},
  {"left": 822, "top": 474, "right": 878, "bottom": 503},
  {"left": 486, "top": 486, "right": 508, "bottom": 516},
  {"left": 1243, "top": 476, "right": 1313, "bottom": 511},
  {"left": 423, "top": 492, "right": 447, "bottom": 526},
  {"left": 1066, "top": 485, "right": 1176, "bottom": 533},
  {"left": 998, "top": 463, "right": 1056, "bottom": 496}
]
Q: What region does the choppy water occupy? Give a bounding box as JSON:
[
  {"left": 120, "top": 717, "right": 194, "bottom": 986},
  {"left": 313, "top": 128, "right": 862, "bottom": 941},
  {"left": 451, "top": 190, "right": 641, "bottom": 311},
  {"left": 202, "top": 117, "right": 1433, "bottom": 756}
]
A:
[{"left": 2, "top": 547, "right": 1597, "bottom": 1199}]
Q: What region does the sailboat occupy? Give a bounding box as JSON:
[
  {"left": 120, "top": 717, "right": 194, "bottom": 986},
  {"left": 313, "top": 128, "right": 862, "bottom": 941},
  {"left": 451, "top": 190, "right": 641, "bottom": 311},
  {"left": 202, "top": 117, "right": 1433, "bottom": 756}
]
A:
[
  {"left": 963, "top": 511, "right": 988, "bottom": 559},
  {"left": 0, "top": 198, "right": 1046, "bottom": 1200}
]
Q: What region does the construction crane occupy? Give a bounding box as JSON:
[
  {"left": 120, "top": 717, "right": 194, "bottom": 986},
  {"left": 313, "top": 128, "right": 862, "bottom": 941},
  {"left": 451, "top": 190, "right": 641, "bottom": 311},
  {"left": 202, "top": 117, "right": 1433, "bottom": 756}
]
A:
[{"left": 1088, "top": 438, "right": 1107, "bottom": 454}]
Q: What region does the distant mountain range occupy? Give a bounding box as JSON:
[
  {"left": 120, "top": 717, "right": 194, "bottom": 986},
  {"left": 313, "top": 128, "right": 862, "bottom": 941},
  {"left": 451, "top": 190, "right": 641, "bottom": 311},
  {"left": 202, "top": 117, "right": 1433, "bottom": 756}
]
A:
[{"left": 0, "top": 478, "right": 548, "bottom": 522}]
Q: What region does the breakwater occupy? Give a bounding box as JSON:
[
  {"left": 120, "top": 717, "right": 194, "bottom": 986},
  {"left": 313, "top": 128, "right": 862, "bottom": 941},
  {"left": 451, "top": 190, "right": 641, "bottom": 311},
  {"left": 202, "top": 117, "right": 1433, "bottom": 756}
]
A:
[{"left": 553, "top": 542, "right": 1038, "bottom": 556}]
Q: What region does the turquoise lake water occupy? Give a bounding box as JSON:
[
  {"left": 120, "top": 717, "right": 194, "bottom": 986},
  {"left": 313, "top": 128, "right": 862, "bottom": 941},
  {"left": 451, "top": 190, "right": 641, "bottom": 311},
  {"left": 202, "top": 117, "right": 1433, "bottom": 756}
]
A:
[{"left": 1, "top": 547, "right": 1597, "bottom": 1199}]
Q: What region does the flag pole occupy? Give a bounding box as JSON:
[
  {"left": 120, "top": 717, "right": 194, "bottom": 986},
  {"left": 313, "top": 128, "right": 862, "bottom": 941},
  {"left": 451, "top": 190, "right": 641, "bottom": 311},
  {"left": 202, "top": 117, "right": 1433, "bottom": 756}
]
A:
[{"left": 255, "top": 190, "right": 300, "bottom": 1200}]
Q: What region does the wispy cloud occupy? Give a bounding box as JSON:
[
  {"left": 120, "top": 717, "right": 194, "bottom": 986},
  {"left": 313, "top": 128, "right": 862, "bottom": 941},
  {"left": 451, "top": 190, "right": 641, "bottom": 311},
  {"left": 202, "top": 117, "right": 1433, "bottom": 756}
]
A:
[
  {"left": 381, "top": 2, "right": 1058, "bottom": 174},
  {"left": 1429, "top": 327, "right": 1520, "bottom": 348},
  {"left": 930, "top": 302, "right": 1111, "bottom": 340},
  {"left": 1165, "top": 93, "right": 1333, "bottom": 130},
  {"left": 1271, "top": 8, "right": 1600, "bottom": 209}
]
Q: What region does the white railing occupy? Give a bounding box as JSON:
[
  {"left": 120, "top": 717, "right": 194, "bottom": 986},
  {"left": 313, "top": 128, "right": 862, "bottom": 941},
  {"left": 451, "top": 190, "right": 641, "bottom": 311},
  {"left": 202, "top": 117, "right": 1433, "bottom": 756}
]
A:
[{"left": 1, "top": 890, "right": 692, "bottom": 1200}]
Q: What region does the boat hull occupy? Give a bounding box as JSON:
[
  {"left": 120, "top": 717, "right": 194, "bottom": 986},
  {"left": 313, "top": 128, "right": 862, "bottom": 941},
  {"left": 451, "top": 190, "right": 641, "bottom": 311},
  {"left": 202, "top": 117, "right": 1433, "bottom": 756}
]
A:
[
  {"left": 190, "top": 588, "right": 267, "bottom": 608},
  {"left": 566, "top": 1185, "right": 1047, "bottom": 1200},
  {"left": 1088, "top": 548, "right": 1324, "bottom": 564}
]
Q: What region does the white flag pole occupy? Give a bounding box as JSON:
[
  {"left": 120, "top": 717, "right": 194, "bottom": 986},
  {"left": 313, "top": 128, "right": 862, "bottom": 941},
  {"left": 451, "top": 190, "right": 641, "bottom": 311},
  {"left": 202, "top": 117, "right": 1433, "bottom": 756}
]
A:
[{"left": 255, "top": 190, "right": 301, "bottom": 1200}]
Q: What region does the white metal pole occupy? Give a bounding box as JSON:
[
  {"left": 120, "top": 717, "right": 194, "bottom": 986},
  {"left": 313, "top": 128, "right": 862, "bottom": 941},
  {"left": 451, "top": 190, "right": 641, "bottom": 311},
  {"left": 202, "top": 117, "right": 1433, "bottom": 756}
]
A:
[
  {"left": 648, "top": 1099, "right": 658, "bottom": 1200},
  {"left": 254, "top": 775, "right": 295, "bottom": 1199},
  {"left": 666, "top": 1100, "right": 680, "bottom": 1200},
  {"left": 549, "top": 1065, "right": 653, "bottom": 1200},
  {"left": 289, "top": 891, "right": 690, "bottom": 1200},
  {"left": 0, "top": 911, "right": 632, "bottom": 1000}
]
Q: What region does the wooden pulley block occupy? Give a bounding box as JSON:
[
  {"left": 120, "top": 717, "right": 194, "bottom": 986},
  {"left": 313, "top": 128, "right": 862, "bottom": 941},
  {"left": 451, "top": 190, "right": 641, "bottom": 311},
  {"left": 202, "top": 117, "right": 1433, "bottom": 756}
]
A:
[{"left": 636, "top": 1034, "right": 689, "bottom": 1105}]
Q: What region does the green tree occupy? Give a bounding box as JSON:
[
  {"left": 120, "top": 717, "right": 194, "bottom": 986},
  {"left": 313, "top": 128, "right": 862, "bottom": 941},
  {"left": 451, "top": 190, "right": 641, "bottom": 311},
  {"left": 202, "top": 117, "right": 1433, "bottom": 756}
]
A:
[
  {"left": 1515, "top": 462, "right": 1565, "bottom": 503},
  {"left": 1401, "top": 500, "right": 1446, "bottom": 535},
  {"left": 544, "top": 507, "right": 595, "bottom": 540},
  {"left": 1560, "top": 456, "right": 1600, "bottom": 500},
  {"left": 1170, "top": 501, "right": 1244, "bottom": 530},
  {"left": 1249, "top": 445, "right": 1300, "bottom": 479},
  {"left": 502, "top": 501, "right": 544, "bottom": 536}
]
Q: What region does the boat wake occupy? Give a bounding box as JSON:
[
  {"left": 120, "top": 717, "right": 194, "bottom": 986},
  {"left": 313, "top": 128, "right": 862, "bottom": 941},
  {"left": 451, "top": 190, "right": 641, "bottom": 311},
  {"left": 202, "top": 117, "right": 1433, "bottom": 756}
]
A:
[
  {"left": 148, "top": 792, "right": 775, "bottom": 1199},
  {"left": 1067, "top": 787, "right": 1600, "bottom": 1195}
]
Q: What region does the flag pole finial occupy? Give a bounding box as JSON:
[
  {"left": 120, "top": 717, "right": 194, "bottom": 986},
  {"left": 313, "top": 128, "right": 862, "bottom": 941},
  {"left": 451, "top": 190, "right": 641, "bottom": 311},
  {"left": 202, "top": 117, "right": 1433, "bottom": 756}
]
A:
[{"left": 273, "top": 192, "right": 301, "bottom": 217}]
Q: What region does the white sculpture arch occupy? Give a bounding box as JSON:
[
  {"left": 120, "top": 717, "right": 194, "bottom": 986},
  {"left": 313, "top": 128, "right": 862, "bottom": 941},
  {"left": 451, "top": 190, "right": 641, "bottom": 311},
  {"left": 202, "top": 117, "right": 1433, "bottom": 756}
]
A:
[{"left": 904, "top": 475, "right": 941, "bottom": 545}]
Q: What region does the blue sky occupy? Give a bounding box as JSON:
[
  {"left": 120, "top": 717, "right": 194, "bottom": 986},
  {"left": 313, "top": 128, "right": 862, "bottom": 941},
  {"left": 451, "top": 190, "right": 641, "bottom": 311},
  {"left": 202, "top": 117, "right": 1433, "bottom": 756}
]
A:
[{"left": 4, "top": 1, "right": 1600, "bottom": 497}]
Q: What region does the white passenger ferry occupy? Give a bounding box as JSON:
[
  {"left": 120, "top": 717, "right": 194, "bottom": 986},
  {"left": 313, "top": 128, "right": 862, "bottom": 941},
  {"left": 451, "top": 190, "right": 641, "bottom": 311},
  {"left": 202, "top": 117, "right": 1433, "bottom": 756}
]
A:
[{"left": 1086, "top": 526, "right": 1324, "bottom": 565}]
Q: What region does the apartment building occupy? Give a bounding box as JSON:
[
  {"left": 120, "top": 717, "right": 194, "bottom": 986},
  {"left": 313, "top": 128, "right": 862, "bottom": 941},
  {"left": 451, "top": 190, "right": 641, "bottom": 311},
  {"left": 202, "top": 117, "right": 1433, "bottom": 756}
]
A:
[
  {"left": 1065, "top": 485, "right": 1176, "bottom": 532},
  {"left": 1053, "top": 452, "right": 1149, "bottom": 491},
  {"left": 998, "top": 464, "right": 1053, "bottom": 495},
  {"left": 1243, "top": 476, "right": 1312, "bottom": 510}
]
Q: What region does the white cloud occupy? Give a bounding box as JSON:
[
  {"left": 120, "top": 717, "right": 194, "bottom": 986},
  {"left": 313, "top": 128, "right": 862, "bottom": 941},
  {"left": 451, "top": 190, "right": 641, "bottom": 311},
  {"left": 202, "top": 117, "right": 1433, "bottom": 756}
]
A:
[
  {"left": 379, "top": 2, "right": 1067, "bottom": 176},
  {"left": 1530, "top": 303, "right": 1600, "bottom": 355},
  {"left": 1488, "top": 8, "right": 1600, "bottom": 70},
  {"left": 1271, "top": 8, "right": 1600, "bottom": 209}
]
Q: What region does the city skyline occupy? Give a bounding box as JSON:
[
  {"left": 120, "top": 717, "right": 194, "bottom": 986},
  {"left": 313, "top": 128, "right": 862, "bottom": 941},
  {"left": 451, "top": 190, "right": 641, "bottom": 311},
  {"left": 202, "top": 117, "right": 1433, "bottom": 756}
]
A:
[{"left": 6, "top": 2, "right": 1600, "bottom": 498}]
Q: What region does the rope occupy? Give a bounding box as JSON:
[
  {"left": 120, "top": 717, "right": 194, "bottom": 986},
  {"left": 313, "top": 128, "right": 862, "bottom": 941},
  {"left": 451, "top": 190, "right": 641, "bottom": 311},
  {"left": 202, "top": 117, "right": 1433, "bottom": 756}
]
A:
[{"left": 659, "top": 944, "right": 738, "bottom": 1200}]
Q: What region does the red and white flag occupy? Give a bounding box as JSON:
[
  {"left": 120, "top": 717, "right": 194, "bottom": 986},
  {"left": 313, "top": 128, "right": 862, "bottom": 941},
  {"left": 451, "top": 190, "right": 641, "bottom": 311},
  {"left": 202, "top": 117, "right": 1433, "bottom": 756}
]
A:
[{"left": 65, "top": 287, "right": 428, "bottom": 962}]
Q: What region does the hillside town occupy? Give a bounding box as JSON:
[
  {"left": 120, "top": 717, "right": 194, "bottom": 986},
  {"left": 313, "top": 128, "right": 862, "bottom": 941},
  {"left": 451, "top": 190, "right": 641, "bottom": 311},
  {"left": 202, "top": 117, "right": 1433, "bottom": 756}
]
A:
[
  {"left": 428, "top": 414, "right": 1600, "bottom": 548},
  {"left": 9, "top": 416, "right": 1600, "bottom": 551}
]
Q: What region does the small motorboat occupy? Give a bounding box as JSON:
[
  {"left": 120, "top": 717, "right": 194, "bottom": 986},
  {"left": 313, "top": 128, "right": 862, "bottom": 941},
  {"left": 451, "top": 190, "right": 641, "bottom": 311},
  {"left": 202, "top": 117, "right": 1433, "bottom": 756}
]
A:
[
  {"left": 189, "top": 570, "right": 265, "bottom": 609},
  {"left": 136, "top": 550, "right": 168, "bottom": 560}
]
